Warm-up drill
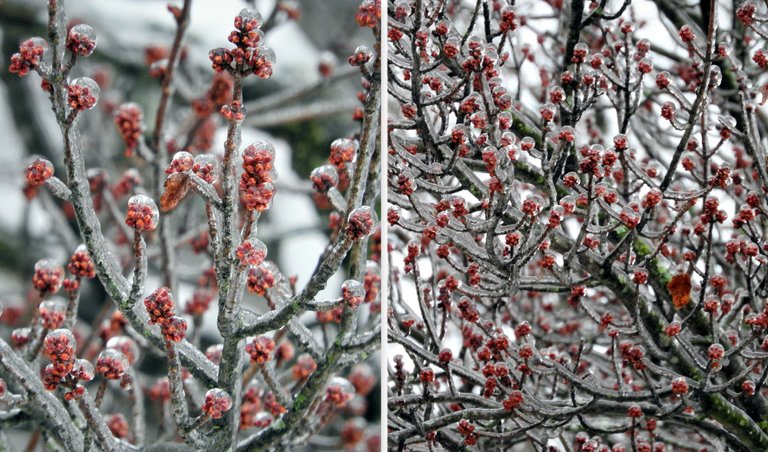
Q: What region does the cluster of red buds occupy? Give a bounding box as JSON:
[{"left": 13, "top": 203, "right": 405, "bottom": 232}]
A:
[
  {"left": 66, "top": 24, "right": 97, "bottom": 57},
  {"left": 125, "top": 194, "right": 160, "bottom": 232},
  {"left": 235, "top": 237, "right": 268, "bottom": 267},
  {"left": 246, "top": 336, "right": 275, "bottom": 365},
  {"left": 24, "top": 157, "right": 54, "bottom": 187},
  {"left": 202, "top": 388, "right": 233, "bottom": 419},
  {"left": 345, "top": 206, "right": 378, "bottom": 240},
  {"left": 240, "top": 141, "right": 277, "bottom": 212},
  {"left": 42, "top": 329, "right": 93, "bottom": 399},
  {"left": 67, "top": 244, "right": 96, "bottom": 279},
  {"left": 113, "top": 103, "right": 144, "bottom": 156},
  {"left": 209, "top": 9, "right": 275, "bottom": 79},
  {"left": 8, "top": 37, "right": 47, "bottom": 77},
  {"left": 67, "top": 77, "right": 100, "bottom": 111},
  {"left": 143, "top": 287, "right": 187, "bottom": 343},
  {"left": 32, "top": 258, "right": 64, "bottom": 294}
]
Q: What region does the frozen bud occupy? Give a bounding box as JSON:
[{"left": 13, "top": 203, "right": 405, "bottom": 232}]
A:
[
  {"left": 25, "top": 157, "right": 54, "bottom": 187},
  {"left": 235, "top": 8, "right": 263, "bottom": 31},
  {"left": 66, "top": 24, "right": 97, "bottom": 57},
  {"left": 193, "top": 154, "right": 217, "bottom": 184},
  {"left": 250, "top": 46, "right": 275, "bottom": 78},
  {"left": 243, "top": 182, "right": 275, "bottom": 212},
  {"left": 144, "top": 286, "right": 176, "bottom": 325},
  {"left": 221, "top": 100, "right": 246, "bottom": 122},
  {"left": 349, "top": 364, "right": 376, "bottom": 395},
  {"left": 342, "top": 279, "right": 365, "bottom": 308},
  {"left": 329, "top": 138, "right": 358, "bottom": 167},
  {"left": 571, "top": 42, "right": 588, "bottom": 63},
  {"left": 708, "top": 343, "right": 725, "bottom": 361},
  {"left": 679, "top": 25, "right": 696, "bottom": 43},
  {"left": 114, "top": 103, "right": 144, "bottom": 156},
  {"left": 39, "top": 299, "right": 67, "bottom": 329},
  {"left": 72, "top": 359, "right": 95, "bottom": 381},
  {"left": 11, "top": 328, "right": 31, "bottom": 348},
  {"left": 348, "top": 45, "right": 372, "bottom": 66},
  {"left": 236, "top": 238, "right": 268, "bottom": 267},
  {"left": 68, "top": 244, "right": 96, "bottom": 279},
  {"left": 520, "top": 136, "right": 535, "bottom": 151},
  {"left": 345, "top": 206, "right": 378, "bottom": 240},
  {"left": 209, "top": 48, "right": 234, "bottom": 72},
  {"left": 96, "top": 349, "right": 129, "bottom": 380},
  {"left": 310, "top": 165, "right": 339, "bottom": 192},
  {"left": 292, "top": 354, "right": 317, "bottom": 380},
  {"left": 548, "top": 86, "right": 566, "bottom": 104},
  {"left": 246, "top": 336, "right": 275, "bottom": 364},
  {"left": 419, "top": 367, "right": 435, "bottom": 383},
  {"left": 106, "top": 336, "right": 140, "bottom": 365},
  {"left": 161, "top": 316, "right": 187, "bottom": 342},
  {"left": 325, "top": 377, "right": 354, "bottom": 407},
  {"left": 125, "top": 194, "right": 159, "bottom": 231},
  {"left": 539, "top": 103, "right": 556, "bottom": 122},
  {"left": 32, "top": 259, "right": 64, "bottom": 294},
  {"left": 9, "top": 37, "right": 47, "bottom": 77},
  {"left": 613, "top": 134, "right": 629, "bottom": 151},
  {"left": 671, "top": 377, "right": 688, "bottom": 395},
  {"left": 202, "top": 388, "right": 233, "bottom": 419},
  {"left": 166, "top": 151, "right": 194, "bottom": 174},
  {"left": 246, "top": 261, "right": 279, "bottom": 295},
  {"left": 106, "top": 413, "right": 129, "bottom": 439},
  {"left": 67, "top": 77, "right": 99, "bottom": 111},
  {"left": 43, "top": 329, "right": 76, "bottom": 365}
]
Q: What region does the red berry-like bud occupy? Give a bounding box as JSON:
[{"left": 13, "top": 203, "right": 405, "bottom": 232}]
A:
[
  {"left": 66, "top": 24, "right": 97, "bottom": 57},
  {"left": 96, "top": 349, "right": 129, "bottom": 380},
  {"left": 221, "top": 100, "right": 246, "bottom": 121},
  {"left": 106, "top": 413, "right": 130, "bottom": 439},
  {"left": 202, "top": 388, "right": 233, "bottom": 419},
  {"left": 329, "top": 138, "right": 358, "bottom": 168},
  {"left": 708, "top": 343, "right": 725, "bottom": 361},
  {"left": 67, "top": 244, "right": 96, "bottom": 279},
  {"left": 32, "top": 259, "right": 64, "bottom": 294},
  {"left": 420, "top": 368, "right": 435, "bottom": 383},
  {"left": 144, "top": 286, "right": 176, "bottom": 325},
  {"left": 671, "top": 377, "right": 688, "bottom": 395},
  {"left": 246, "top": 261, "right": 279, "bottom": 295},
  {"left": 236, "top": 238, "right": 268, "bottom": 267},
  {"left": 114, "top": 103, "right": 144, "bottom": 156},
  {"left": 246, "top": 336, "right": 276, "bottom": 364},
  {"left": 342, "top": 279, "right": 365, "bottom": 308},
  {"left": 628, "top": 405, "right": 643, "bottom": 418},
  {"left": 39, "top": 299, "right": 66, "bottom": 329},
  {"left": 72, "top": 359, "right": 95, "bottom": 382},
  {"left": 25, "top": 157, "right": 54, "bottom": 187},
  {"left": 67, "top": 77, "right": 100, "bottom": 111},
  {"left": 161, "top": 316, "right": 187, "bottom": 342},
  {"left": 345, "top": 206, "right": 377, "bottom": 240},
  {"left": 310, "top": 165, "right": 339, "bottom": 192},
  {"left": 292, "top": 354, "right": 318, "bottom": 380},
  {"left": 325, "top": 377, "right": 354, "bottom": 407},
  {"left": 503, "top": 390, "right": 524, "bottom": 411},
  {"left": 125, "top": 194, "right": 159, "bottom": 231}
]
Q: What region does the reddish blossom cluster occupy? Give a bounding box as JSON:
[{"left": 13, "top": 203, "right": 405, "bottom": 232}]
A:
[
  {"left": 143, "top": 287, "right": 187, "bottom": 343},
  {"left": 240, "top": 141, "right": 277, "bottom": 212},
  {"left": 208, "top": 9, "right": 275, "bottom": 78}
]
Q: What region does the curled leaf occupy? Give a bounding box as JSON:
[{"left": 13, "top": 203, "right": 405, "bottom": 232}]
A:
[
  {"left": 160, "top": 172, "right": 190, "bottom": 212},
  {"left": 667, "top": 273, "right": 692, "bottom": 309}
]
